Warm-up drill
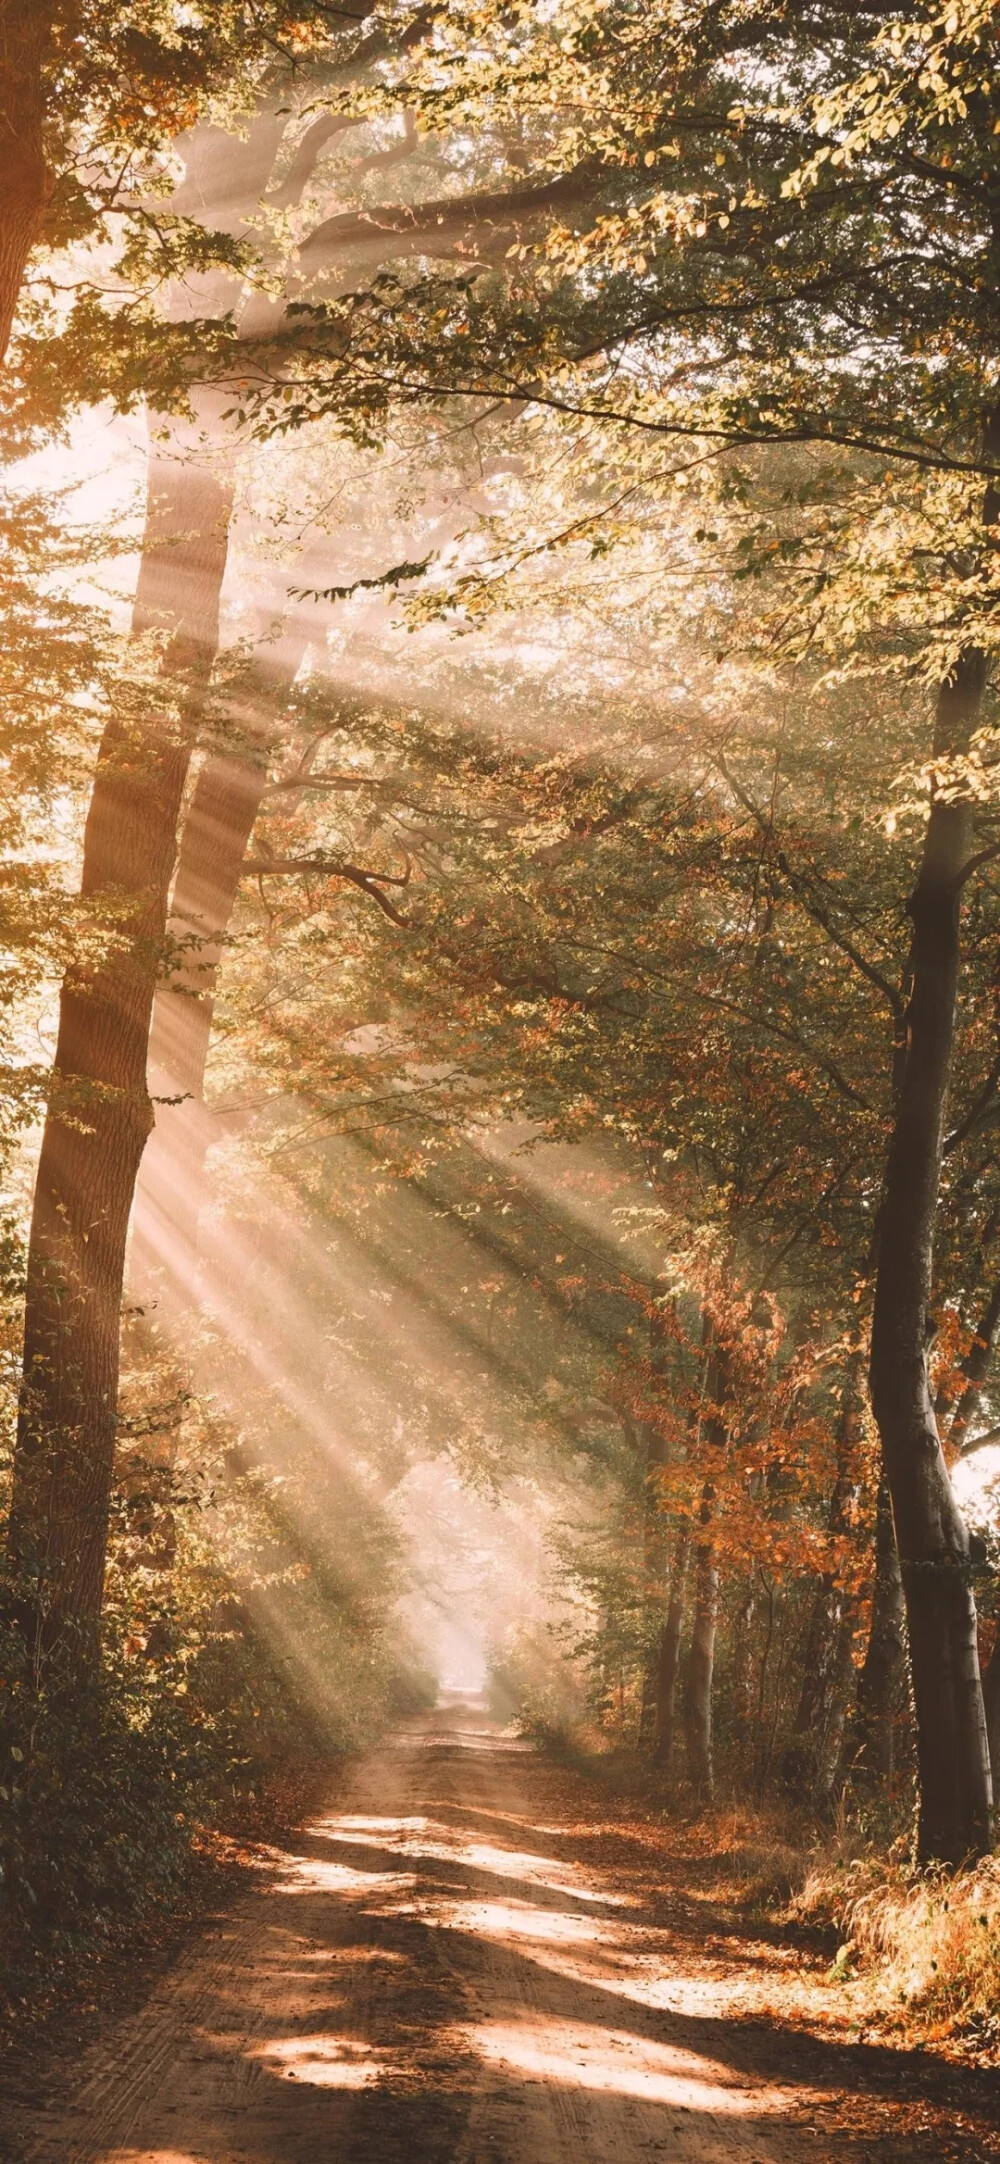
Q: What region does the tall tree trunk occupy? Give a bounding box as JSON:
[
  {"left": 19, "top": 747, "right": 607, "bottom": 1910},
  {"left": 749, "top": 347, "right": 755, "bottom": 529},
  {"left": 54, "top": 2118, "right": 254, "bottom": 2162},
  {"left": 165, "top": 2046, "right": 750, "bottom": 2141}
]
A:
[
  {"left": 635, "top": 1305, "right": 670, "bottom": 1750},
  {"left": 983, "top": 1635, "right": 1000, "bottom": 1789},
  {"left": 638, "top": 1457, "right": 669, "bottom": 1751},
  {"left": 683, "top": 1342, "right": 726, "bottom": 1803},
  {"left": 783, "top": 1368, "right": 863, "bottom": 1805},
  {"left": 684, "top": 1503, "right": 718, "bottom": 1803},
  {"left": 0, "top": 4, "right": 52, "bottom": 364},
  {"left": 651, "top": 1524, "right": 689, "bottom": 1775},
  {"left": 7, "top": 425, "right": 234, "bottom": 1672},
  {"left": 869, "top": 634, "right": 995, "bottom": 1859},
  {"left": 853, "top": 1469, "right": 909, "bottom": 1788},
  {"left": 728, "top": 1574, "right": 757, "bottom": 1778},
  {"left": 123, "top": 636, "right": 308, "bottom": 1506},
  {"left": 3, "top": 108, "right": 310, "bottom": 1676},
  {"left": 814, "top": 1608, "right": 859, "bottom": 1811},
  {"left": 129, "top": 632, "right": 307, "bottom": 1315}
]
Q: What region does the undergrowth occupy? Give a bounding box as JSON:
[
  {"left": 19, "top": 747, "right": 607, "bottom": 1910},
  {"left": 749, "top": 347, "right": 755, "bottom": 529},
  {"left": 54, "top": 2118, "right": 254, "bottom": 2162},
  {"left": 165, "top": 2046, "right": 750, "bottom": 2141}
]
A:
[
  {"left": 794, "top": 1851, "right": 1000, "bottom": 2053},
  {"left": 514, "top": 1700, "right": 1000, "bottom": 2061},
  {"left": 0, "top": 1397, "right": 429, "bottom": 2027},
  {"left": 680, "top": 1799, "right": 1000, "bottom": 2056}
]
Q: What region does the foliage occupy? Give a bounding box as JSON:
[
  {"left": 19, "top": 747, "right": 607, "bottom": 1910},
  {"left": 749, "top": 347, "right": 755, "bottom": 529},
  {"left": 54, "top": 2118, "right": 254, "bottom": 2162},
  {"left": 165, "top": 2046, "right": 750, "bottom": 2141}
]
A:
[
  {"left": 796, "top": 1848, "right": 1000, "bottom": 2052},
  {"left": 4, "top": 0, "right": 1000, "bottom": 2015},
  {"left": 0, "top": 1341, "right": 408, "bottom": 2002}
]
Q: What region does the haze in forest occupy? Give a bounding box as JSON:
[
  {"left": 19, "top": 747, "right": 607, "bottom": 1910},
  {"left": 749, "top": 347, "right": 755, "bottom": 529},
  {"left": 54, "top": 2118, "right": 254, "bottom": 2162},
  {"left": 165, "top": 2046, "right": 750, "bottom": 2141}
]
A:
[{"left": 3, "top": 1, "right": 1000, "bottom": 2107}]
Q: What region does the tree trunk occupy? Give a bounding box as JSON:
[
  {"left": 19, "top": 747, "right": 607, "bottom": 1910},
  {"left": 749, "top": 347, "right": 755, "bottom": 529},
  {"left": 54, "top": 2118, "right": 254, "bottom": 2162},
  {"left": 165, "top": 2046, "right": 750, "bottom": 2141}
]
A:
[
  {"left": 983, "top": 1635, "right": 1000, "bottom": 1789},
  {"left": 7, "top": 427, "right": 234, "bottom": 1672},
  {"left": 684, "top": 1505, "right": 718, "bottom": 1803},
  {"left": 0, "top": 4, "right": 53, "bottom": 364},
  {"left": 683, "top": 1344, "right": 727, "bottom": 1803},
  {"left": 853, "top": 1470, "right": 909, "bottom": 1788},
  {"left": 635, "top": 1307, "right": 671, "bottom": 1750},
  {"left": 3, "top": 107, "right": 309, "bottom": 1676},
  {"left": 869, "top": 635, "right": 995, "bottom": 1859},
  {"left": 650, "top": 1524, "right": 689, "bottom": 1775},
  {"left": 814, "top": 1608, "right": 859, "bottom": 1811},
  {"left": 783, "top": 1371, "right": 863, "bottom": 1804},
  {"left": 638, "top": 1469, "right": 669, "bottom": 1751},
  {"left": 129, "top": 632, "right": 307, "bottom": 1315},
  {"left": 123, "top": 636, "right": 308, "bottom": 1502},
  {"left": 728, "top": 1575, "right": 757, "bottom": 1778}
]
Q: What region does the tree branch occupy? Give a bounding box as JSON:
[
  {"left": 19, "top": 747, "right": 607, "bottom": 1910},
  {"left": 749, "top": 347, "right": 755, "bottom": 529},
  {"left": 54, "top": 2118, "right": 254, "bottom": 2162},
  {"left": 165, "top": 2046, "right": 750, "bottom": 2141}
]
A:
[
  {"left": 296, "top": 169, "right": 597, "bottom": 275},
  {"left": 242, "top": 852, "right": 413, "bottom": 924}
]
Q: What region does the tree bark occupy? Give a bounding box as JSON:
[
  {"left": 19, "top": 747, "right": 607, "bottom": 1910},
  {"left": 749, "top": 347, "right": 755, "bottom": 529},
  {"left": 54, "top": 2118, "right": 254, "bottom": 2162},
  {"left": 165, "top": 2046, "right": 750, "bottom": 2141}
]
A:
[
  {"left": 683, "top": 1343, "right": 727, "bottom": 1803},
  {"left": 684, "top": 1504, "right": 718, "bottom": 1802},
  {"left": 634, "top": 1306, "right": 671, "bottom": 1750},
  {"left": 129, "top": 631, "right": 307, "bottom": 1315},
  {"left": 650, "top": 1524, "right": 689, "bottom": 1775},
  {"left": 783, "top": 1370, "right": 863, "bottom": 1805},
  {"left": 869, "top": 633, "right": 995, "bottom": 1858},
  {"left": 815, "top": 1607, "right": 859, "bottom": 1809},
  {"left": 728, "top": 1574, "right": 757, "bottom": 1777},
  {"left": 983, "top": 1634, "right": 1000, "bottom": 1789},
  {"left": 0, "top": 3, "right": 53, "bottom": 365},
  {"left": 637, "top": 1453, "right": 669, "bottom": 1750},
  {"left": 853, "top": 1469, "right": 909, "bottom": 1787},
  {"left": 7, "top": 425, "right": 234, "bottom": 1671}
]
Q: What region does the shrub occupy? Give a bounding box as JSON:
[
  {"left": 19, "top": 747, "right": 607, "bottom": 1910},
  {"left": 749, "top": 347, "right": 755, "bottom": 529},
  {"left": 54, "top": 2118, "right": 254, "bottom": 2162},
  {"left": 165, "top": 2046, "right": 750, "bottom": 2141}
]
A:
[{"left": 795, "top": 1852, "right": 1000, "bottom": 2046}]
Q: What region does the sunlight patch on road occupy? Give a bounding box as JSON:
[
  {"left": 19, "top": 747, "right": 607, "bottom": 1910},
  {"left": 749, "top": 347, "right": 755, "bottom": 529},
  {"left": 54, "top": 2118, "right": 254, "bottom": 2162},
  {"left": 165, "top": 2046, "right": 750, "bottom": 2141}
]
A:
[
  {"left": 254, "top": 2034, "right": 390, "bottom": 2087},
  {"left": 603, "top": 1963, "right": 781, "bottom": 2018},
  {"left": 286, "top": 1943, "right": 408, "bottom": 1964},
  {"left": 302, "top": 1812, "right": 627, "bottom": 1908},
  {"left": 280, "top": 1852, "right": 417, "bottom": 1895},
  {"left": 443, "top": 1912, "right": 798, "bottom": 2026},
  {"left": 444, "top": 1897, "right": 606, "bottom": 1943},
  {"left": 469, "top": 2017, "right": 785, "bottom": 2112},
  {"left": 321, "top": 1813, "right": 431, "bottom": 1836},
  {"left": 457, "top": 1838, "right": 625, "bottom": 1902},
  {"left": 429, "top": 1802, "right": 538, "bottom": 1831}
]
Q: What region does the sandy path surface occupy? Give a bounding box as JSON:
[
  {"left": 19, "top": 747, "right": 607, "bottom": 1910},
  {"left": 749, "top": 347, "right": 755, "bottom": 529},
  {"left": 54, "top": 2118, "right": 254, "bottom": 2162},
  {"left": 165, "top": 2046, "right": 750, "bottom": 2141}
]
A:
[{"left": 8, "top": 1697, "right": 1000, "bottom": 2164}]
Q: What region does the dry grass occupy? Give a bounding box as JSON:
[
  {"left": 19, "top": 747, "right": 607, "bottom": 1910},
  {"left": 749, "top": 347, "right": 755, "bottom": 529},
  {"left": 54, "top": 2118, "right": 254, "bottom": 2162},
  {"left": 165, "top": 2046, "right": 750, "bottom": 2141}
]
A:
[
  {"left": 793, "top": 1851, "right": 1000, "bottom": 2051},
  {"left": 670, "top": 1797, "right": 1000, "bottom": 2055},
  {"left": 715, "top": 1827, "right": 814, "bottom": 1910},
  {"left": 668, "top": 1799, "right": 824, "bottom": 1911},
  {"left": 576, "top": 1752, "right": 1000, "bottom": 2060}
]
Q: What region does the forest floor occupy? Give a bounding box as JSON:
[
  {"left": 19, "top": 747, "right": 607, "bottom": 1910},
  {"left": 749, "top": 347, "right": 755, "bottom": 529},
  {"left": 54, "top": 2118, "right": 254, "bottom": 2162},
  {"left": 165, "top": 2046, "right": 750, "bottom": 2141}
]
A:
[{"left": 4, "top": 1696, "right": 999, "bottom": 2164}]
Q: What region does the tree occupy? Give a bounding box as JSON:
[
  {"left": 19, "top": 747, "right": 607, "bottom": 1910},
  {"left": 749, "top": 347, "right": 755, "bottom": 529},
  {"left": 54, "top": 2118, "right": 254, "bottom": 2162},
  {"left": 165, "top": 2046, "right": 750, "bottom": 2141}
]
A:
[
  {"left": 7, "top": 16, "right": 595, "bottom": 1672},
  {"left": 0, "top": 3, "right": 343, "bottom": 378},
  {"left": 0, "top": 4, "right": 51, "bottom": 363},
  {"left": 7, "top": 99, "right": 290, "bottom": 1665},
  {"left": 7, "top": 396, "right": 235, "bottom": 1666},
  {"left": 261, "top": 0, "right": 1000, "bottom": 1859}
]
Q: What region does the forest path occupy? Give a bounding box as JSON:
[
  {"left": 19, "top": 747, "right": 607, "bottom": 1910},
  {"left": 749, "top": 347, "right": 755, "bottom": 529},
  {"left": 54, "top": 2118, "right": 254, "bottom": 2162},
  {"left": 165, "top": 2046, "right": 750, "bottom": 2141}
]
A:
[{"left": 10, "top": 1697, "right": 999, "bottom": 2164}]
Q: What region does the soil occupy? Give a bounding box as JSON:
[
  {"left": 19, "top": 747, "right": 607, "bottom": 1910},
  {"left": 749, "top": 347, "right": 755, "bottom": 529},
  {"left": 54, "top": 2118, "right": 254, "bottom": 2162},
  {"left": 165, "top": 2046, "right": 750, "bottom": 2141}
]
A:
[{"left": 4, "top": 1695, "right": 999, "bottom": 2164}]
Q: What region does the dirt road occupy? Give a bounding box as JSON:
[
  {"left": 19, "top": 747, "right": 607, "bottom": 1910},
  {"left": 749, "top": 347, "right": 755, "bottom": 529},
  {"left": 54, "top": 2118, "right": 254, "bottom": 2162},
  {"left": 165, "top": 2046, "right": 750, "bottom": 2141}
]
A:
[{"left": 9, "top": 1698, "right": 1000, "bottom": 2164}]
